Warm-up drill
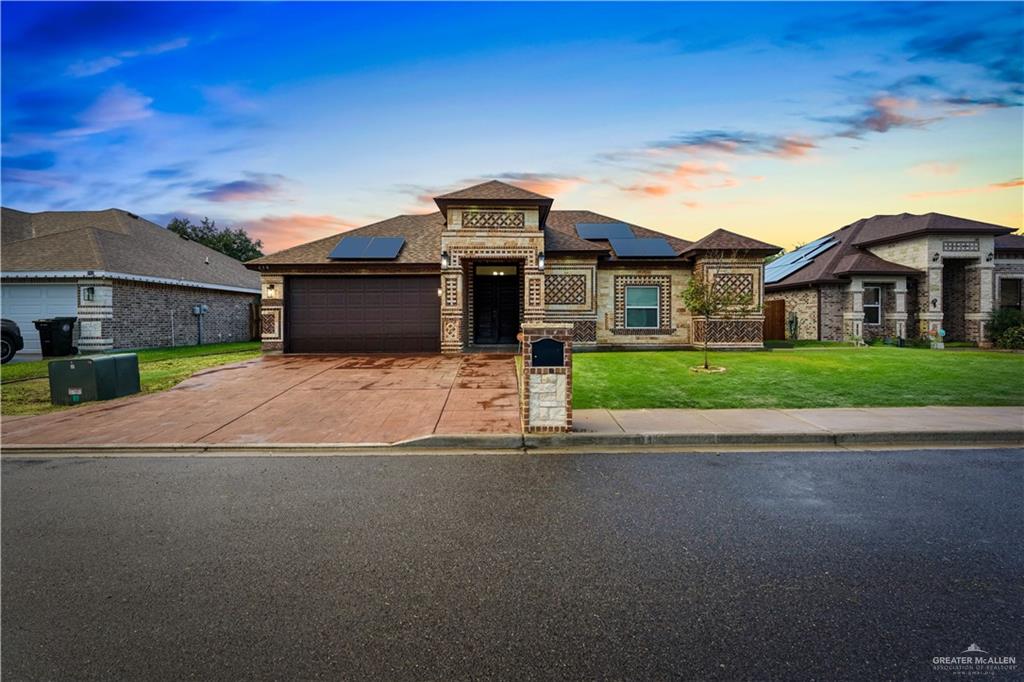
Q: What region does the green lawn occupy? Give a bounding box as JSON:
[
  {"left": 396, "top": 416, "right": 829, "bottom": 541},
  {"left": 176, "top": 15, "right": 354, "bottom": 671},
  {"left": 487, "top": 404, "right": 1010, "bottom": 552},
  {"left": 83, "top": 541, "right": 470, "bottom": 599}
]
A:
[
  {"left": 1, "top": 342, "right": 261, "bottom": 416},
  {"left": 573, "top": 347, "right": 1024, "bottom": 410}
]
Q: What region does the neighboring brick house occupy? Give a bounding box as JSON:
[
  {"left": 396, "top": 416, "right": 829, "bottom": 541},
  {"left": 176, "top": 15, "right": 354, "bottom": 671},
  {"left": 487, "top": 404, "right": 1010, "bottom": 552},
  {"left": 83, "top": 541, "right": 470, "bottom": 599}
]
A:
[
  {"left": 247, "top": 180, "right": 779, "bottom": 354},
  {"left": 1, "top": 207, "right": 260, "bottom": 353},
  {"left": 764, "top": 213, "right": 1021, "bottom": 345}
]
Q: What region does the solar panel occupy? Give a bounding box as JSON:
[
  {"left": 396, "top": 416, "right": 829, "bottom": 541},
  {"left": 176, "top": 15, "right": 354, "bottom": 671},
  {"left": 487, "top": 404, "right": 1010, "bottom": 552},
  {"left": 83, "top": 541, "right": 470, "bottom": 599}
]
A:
[
  {"left": 329, "top": 236, "right": 405, "bottom": 260},
  {"left": 363, "top": 237, "right": 405, "bottom": 259},
  {"left": 764, "top": 237, "right": 838, "bottom": 283},
  {"left": 576, "top": 223, "right": 635, "bottom": 240},
  {"left": 609, "top": 237, "right": 676, "bottom": 257},
  {"left": 329, "top": 236, "right": 371, "bottom": 259}
]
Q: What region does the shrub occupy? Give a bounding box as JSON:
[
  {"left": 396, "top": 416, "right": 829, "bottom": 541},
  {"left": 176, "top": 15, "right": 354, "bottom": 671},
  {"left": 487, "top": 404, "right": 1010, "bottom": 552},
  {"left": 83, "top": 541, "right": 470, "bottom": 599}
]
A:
[
  {"left": 988, "top": 308, "right": 1024, "bottom": 341},
  {"left": 997, "top": 325, "right": 1024, "bottom": 350}
]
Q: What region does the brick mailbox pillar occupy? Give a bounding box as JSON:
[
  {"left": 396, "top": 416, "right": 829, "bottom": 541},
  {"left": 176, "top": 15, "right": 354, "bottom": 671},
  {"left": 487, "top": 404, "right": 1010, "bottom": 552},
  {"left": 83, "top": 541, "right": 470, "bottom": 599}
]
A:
[{"left": 520, "top": 322, "right": 573, "bottom": 433}]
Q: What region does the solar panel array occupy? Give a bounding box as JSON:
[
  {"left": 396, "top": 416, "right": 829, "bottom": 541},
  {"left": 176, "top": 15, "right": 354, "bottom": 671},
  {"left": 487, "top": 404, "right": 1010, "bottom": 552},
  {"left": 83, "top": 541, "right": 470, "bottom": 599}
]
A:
[
  {"left": 575, "top": 223, "right": 636, "bottom": 240},
  {"left": 329, "top": 236, "right": 406, "bottom": 260},
  {"left": 764, "top": 236, "right": 837, "bottom": 283},
  {"left": 608, "top": 237, "right": 677, "bottom": 258}
]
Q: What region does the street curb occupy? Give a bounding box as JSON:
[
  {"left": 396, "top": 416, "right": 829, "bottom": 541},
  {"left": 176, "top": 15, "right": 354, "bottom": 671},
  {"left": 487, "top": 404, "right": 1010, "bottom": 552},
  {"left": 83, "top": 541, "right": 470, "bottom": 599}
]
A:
[{"left": 2, "top": 429, "right": 1021, "bottom": 456}]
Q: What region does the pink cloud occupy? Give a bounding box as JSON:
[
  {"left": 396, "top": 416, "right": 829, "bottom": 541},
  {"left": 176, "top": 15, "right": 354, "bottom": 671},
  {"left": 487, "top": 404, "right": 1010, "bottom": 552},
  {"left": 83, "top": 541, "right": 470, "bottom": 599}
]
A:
[
  {"left": 908, "top": 161, "right": 960, "bottom": 177},
  {"left": 194, "top": 172, "right": 289, "bottom": 203},
  {"left": 907, "top": 177, "right": 1023, "bottom": 199},
  {"left": 242, "top": 213, "right": 360, "bottom": 253}
]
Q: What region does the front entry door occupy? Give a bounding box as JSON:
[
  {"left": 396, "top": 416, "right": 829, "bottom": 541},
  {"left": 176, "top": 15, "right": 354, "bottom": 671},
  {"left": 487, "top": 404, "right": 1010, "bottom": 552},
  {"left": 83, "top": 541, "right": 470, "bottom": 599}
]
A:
[{"left": 474, "top": 267, "right": 519, "bottom": 344}]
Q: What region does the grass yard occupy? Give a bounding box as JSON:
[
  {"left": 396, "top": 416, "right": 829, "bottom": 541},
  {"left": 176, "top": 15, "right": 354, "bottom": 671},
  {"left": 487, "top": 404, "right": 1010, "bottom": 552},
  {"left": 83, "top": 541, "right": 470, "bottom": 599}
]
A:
[
  {"left": 1, "top": 342, "right": 261, "bottom": 416},
  {"left": 573, "top": 347, "right": 1024, "bottom": 410}
]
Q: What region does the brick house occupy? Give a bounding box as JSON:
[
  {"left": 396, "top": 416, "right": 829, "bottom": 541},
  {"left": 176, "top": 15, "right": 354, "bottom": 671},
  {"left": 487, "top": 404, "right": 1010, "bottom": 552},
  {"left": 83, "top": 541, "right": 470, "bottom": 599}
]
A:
[
  {"left": 247, "top": 180, "right": 779, "bottom": 354},
  {"left": 764, "top": 213, "right": 1022, "bottom": 345},
  {"left": 1, "top": 207, "right": 261, "bottom": 353}
]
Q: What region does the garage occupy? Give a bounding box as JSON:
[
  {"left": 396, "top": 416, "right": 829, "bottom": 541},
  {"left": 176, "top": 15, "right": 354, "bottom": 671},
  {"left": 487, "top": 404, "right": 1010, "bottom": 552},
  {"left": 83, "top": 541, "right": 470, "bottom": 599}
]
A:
[
  {"left": 286, "top": 276, "right": 440, "bottom": 353},
  {"left": 1, "top": 282, "right": 78, "bottom": 354}
]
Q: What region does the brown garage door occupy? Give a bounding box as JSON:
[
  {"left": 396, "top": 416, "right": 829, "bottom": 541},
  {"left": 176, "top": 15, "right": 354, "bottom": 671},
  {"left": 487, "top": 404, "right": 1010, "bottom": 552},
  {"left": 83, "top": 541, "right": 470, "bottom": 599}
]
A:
[{"left": 286, "top": 276, "right": 440, "bottom": 353}]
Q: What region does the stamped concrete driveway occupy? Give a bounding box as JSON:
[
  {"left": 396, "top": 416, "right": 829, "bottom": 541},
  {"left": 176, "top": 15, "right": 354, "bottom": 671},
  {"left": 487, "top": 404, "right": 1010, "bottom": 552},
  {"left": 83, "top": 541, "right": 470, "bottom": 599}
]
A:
[{"left": 2, "top": 354, "right": 521, "bottom": 446}]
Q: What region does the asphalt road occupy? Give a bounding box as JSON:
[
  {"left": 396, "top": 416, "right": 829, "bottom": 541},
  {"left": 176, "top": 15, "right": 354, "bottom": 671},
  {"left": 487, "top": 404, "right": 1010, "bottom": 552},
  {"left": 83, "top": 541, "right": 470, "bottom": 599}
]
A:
[{"left": 3, "top": 449, "right": 1022, "bottom": 680}]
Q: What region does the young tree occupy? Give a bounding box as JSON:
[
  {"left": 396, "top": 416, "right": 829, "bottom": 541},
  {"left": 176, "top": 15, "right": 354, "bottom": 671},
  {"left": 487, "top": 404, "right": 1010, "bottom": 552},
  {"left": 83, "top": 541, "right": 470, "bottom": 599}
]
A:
[
  {"left": 682, "top": 257, "right": 756, "bottom": 370},
  {"left": 167, "top": 217, "right": 264, "bottom": 262}
]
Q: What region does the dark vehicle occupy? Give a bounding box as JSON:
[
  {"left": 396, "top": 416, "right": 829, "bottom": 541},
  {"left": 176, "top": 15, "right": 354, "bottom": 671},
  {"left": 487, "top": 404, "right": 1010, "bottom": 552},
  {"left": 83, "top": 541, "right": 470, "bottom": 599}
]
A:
[{"left": 2, "top": 318, "right": 25, "bottom": 364}]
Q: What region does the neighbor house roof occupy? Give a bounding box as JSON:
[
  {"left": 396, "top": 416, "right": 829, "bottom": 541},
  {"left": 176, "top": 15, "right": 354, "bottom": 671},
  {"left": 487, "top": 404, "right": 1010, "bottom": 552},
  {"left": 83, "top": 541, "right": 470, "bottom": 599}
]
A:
[
  {"left": 995, "top": 233, "right": 1024, "bottom": 251},
  {"left": 1, "top": 207, "right": 260, "bottom": 292},
  {"left": 765, "top": 212, "right": 1014, "bottom": 291},
  {"left": 850, "top": 212, "right": 1013, "bottom": 247}
]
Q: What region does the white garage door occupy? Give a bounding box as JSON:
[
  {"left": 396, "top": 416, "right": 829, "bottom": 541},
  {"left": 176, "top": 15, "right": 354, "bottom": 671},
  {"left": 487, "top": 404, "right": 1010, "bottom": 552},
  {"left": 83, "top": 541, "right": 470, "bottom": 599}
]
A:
[{"left": 1, "top": 283, "right": 78, "bottom": 354}]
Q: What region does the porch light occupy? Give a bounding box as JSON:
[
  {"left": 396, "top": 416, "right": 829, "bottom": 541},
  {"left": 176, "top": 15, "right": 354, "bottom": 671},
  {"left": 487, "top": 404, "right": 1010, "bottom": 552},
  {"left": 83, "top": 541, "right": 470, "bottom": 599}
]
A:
[
  {"left": 538, "top": 251, "right": 545, "bottom": 271},
  {"left": 441, "top": 250, "right": 450, "bottom": 268},
  {"left": 932, "top": 252, "right": 940, "bottom": 262},
  {"left": 267, "top": 283, "right": 275, "bottom": 293},
  {"left": 931, "top": 298, "right": 938, "bottom": 309},
  {"left": 986, "top": 252, "right": 993, "bottom": 262}
]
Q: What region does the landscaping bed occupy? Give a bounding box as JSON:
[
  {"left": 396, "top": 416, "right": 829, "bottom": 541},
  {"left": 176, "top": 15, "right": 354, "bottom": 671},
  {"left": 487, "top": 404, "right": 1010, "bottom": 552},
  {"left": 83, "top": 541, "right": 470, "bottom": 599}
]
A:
[
  {"left": 1, "top": 342, "right": 261, "bottom": 416},
  {"left": 573, "top": 347, "right": 1024, "bottom": 410}
]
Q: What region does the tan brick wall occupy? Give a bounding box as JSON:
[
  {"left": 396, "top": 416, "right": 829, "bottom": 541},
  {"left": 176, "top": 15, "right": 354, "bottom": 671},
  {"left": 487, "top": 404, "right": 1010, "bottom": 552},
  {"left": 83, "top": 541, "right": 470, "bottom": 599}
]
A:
[
  {"left": 595, "top": 266, "right": 693, "bottom": 346},
  {"left": 765, "top": 289, "right": 817, "bottom": 340},
  {"left": 867, "top": 237, "right": 929, "bottom": 269},
  {"left": 819, "top": 285, "right": 845, "bottom": 341}
]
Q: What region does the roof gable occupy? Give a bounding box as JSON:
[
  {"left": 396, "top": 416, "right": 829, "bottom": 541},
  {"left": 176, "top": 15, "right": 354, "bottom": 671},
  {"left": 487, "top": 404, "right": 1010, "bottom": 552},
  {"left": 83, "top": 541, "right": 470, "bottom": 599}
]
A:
[
  {"left": 434, "top": 180, "right": 552, "bottom": 202},
  {"left": 851, "top": 212, "right": 1013, "bottom": 247},
  {"left": 681, "top": 228, "right": 780, "bottom": 255}
]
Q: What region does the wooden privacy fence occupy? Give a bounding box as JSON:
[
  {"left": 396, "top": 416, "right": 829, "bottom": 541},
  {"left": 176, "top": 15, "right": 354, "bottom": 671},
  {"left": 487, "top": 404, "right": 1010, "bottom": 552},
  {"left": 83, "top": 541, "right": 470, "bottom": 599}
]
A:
[{"left": 763, "top": 299, "right": 786, "bottom": 341}]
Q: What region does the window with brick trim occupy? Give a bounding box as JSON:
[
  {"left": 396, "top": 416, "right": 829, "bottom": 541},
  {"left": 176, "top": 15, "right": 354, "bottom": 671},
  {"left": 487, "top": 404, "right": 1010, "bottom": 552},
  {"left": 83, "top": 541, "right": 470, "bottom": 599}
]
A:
[
  {"left": 863, "top": 286, "right": 881, "bottom": 325},
  {"left": 625, "top": 286, "right": 659, "bottom": 328},
  {"left": 1000, "top": 278, "right": 1022, "bottom": 310}
]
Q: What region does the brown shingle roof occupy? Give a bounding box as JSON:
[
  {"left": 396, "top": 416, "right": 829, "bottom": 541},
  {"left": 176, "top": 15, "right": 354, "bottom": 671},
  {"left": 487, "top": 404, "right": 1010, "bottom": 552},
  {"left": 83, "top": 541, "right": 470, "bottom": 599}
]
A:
[
  {"left": 2, "top": 207, "right": 259, "bottom": 291},
  {"left": 247, "top": 213, "right": 445, "bottom": 266},
  {"left": 995, "top": 233, "right": 1024, "bottom": 251},
  {"left": 545, "top": 210, "right": 692, "bottom": 257},
  {"left": 767, "top": 212, "right": 1015, "bottom": 291},
  {"left": 434, "top": 180, "right": 552, "bottom": 202},
  {"left": 851, "top": 212, "right": 1013, "bottom": 247},
  {"left": 680, "top": 228, "right": 781, "bottom": 256}
]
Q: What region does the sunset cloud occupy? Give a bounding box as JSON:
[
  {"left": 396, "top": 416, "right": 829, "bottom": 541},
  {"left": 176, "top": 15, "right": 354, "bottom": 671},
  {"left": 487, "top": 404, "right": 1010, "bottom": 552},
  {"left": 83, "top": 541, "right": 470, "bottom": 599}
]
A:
[
  {"left": 907, "top": 177, "right": 1023, "bottom": 199},
  {"left": 193, "top": 172, "right": 289, "bottom": 203},
  {"left": 60, "top": 85, "right": 154, "bottom": 137},
  {"left": 67, "top": 37, "right": 190, "bottom": 77},
  {"left": 908, "top": 161, "right": 960, "bottom": 177},
  {"left": 241, "top": 213, "right": 360, "bottom": 253},
  {"left": 832, "top": 96, "right": 937, "bottom": 138}
]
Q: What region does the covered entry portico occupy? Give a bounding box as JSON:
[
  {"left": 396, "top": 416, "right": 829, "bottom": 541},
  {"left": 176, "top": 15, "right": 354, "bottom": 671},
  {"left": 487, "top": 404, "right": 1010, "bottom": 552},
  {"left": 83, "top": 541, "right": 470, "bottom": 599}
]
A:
[{"left": 436, "top": 182, "right": 549, "bottom": 354}]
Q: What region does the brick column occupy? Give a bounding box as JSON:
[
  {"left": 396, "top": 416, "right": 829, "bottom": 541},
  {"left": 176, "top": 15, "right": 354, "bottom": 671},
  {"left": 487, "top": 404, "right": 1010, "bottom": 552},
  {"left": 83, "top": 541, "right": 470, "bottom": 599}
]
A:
[
  {"left": 76, "top": 278, "right": 115, "bottom": 352},
  {"left": 523, "top": 268, "right": 545, "bottom": 322},
  {"left": 441, "top": 268, "right": 464, "bottom": 354},
  {"left": 919, "top": 264, "right": 945, "bottom": 348},
  {"left": 259, "top": 275, "right": 284, "bottom": 352},
  {"left": 520, "top": 322, "right": 572, "bottom": 433},
  {"left": 843, "top": 281, "right": 865, "bottom": 342},
  {"left": 892, "top": 280, "right": 908, "bottom": 339},
  {"left": 965, "top": 263, "right": 994, "bottom": 346}
]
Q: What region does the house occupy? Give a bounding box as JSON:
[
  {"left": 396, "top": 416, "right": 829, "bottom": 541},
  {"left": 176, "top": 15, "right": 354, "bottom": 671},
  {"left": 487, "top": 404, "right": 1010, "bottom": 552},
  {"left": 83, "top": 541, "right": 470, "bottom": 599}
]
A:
[
  {"left": 1, "top": 207, "right": 261, "bottom": 354},
  {"left": 247, "top": 180, "right": 779, "bottom": 354},
  {"left": 764, "top": 213, "right": 1022, "bottom": 344}
]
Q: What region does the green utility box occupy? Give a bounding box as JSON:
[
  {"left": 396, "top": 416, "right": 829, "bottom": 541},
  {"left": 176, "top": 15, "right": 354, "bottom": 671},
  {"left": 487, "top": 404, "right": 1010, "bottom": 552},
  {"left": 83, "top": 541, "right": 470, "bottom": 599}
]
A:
[{"left": 47, "top": 354, "right": 140, "bottom": 406}]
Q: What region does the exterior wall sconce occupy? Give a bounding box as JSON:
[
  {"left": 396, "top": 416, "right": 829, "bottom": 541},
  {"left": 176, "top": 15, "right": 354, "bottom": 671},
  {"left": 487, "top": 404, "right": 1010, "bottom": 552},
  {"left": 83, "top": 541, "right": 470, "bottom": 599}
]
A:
[
  {"left": 267, "top": 283, "right": 275, "bottom": 293},
  {"left": 538, "top": 251, "right": 545, "bottom": 271},
  {"left": 437, "top": 287, "right": 443, "bottom": 298},
  {"left": 931, "top": 298, "right": 938, "bottom": 309},
  {"left": 986, "top": 252, "right": 993, "bottom": 262},
  {"left": 932, "top": 252, "right": 940, "bottom": 262},
  {"left": 441, "top": 251, "right": 450, "bottom": 268}
]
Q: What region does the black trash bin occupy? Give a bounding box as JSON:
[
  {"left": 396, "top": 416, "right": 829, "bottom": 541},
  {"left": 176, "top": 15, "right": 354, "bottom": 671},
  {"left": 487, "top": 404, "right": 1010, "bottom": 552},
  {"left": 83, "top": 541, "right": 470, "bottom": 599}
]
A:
[{"left": 33, "top": 317, "right": 78, "bottom": 357}]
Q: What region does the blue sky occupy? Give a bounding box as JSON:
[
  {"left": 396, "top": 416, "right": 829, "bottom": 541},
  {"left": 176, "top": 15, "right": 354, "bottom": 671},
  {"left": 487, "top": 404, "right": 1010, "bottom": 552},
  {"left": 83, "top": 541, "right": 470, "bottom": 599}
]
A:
[{"left": 2, "top": 2, "right": 1021, "bottom": 252}]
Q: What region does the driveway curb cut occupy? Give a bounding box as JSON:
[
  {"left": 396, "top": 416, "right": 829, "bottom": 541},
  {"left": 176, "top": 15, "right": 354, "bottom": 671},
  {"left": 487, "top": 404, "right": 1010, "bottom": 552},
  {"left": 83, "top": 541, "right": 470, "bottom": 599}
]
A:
[{"left": 2, "top": 429, "right": 1021, "bottom": 456}]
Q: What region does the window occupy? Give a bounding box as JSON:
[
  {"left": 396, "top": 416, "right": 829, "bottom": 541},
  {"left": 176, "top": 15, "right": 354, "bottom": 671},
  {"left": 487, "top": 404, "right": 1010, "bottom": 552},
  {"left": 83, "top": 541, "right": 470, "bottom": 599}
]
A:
[
  {"left": 863, "top": 286, "right": 881, "bottom": 325},
  {"left": 1000, "top": 279, "right": 1023, "bottom": 310},
  {"left": 625, "top": 286, "right": 659, "bottom": 328}
]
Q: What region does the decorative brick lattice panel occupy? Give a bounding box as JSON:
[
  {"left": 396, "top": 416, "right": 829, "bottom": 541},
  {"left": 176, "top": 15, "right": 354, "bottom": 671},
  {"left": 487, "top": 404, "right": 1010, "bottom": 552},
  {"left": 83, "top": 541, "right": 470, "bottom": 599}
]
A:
[
  {"left": 545, "top": 274, "right": 587, "bottom": 305},
  {"left": 260, "top": 312, "right": 276, "bottom": 335},
  {"left": 462, "top": 211, "right": 525, "bottom": 230},
  {"left": 712, "top": 273, "right": 753, "bottom": 300},
  {"left": 693, "top": 319, "right": 762, "bottom": 344},
  {"left": 446, "top": 246, "right": 538, "bottom": 268},
  {"left": 527, "top": 276, "right": 543, "bottom": 308},
  {"left": 943, "top": 240, "right": 979, "bottom": 252},
  {"left": 572, "top": 320, "right": 597, "bottom": 343},
  {"left": 443, "top": 318, "right": 460, "bottom": 342},
  {"left": 444, "top": 276, "right": 459, "bottom": 308},
  {"left": 613, "top": 275, "right": 672, "bottom": 332}
]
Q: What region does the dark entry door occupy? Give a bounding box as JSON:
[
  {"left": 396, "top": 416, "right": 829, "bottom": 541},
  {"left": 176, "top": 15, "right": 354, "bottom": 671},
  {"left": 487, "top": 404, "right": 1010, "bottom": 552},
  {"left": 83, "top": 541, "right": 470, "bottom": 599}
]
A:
[
  {"left": 286, "top": 276, "right": 440, "bottom": 353},
  {"left": 474, "top": 275, "right": 519, "bottom": 344}
]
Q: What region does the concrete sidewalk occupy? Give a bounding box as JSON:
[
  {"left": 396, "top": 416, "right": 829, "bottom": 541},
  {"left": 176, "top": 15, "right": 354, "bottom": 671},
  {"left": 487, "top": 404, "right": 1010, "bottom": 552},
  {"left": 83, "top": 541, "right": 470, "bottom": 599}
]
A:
[{"left": 574, "top": 406, "right": 1023, "bottom": 437}]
